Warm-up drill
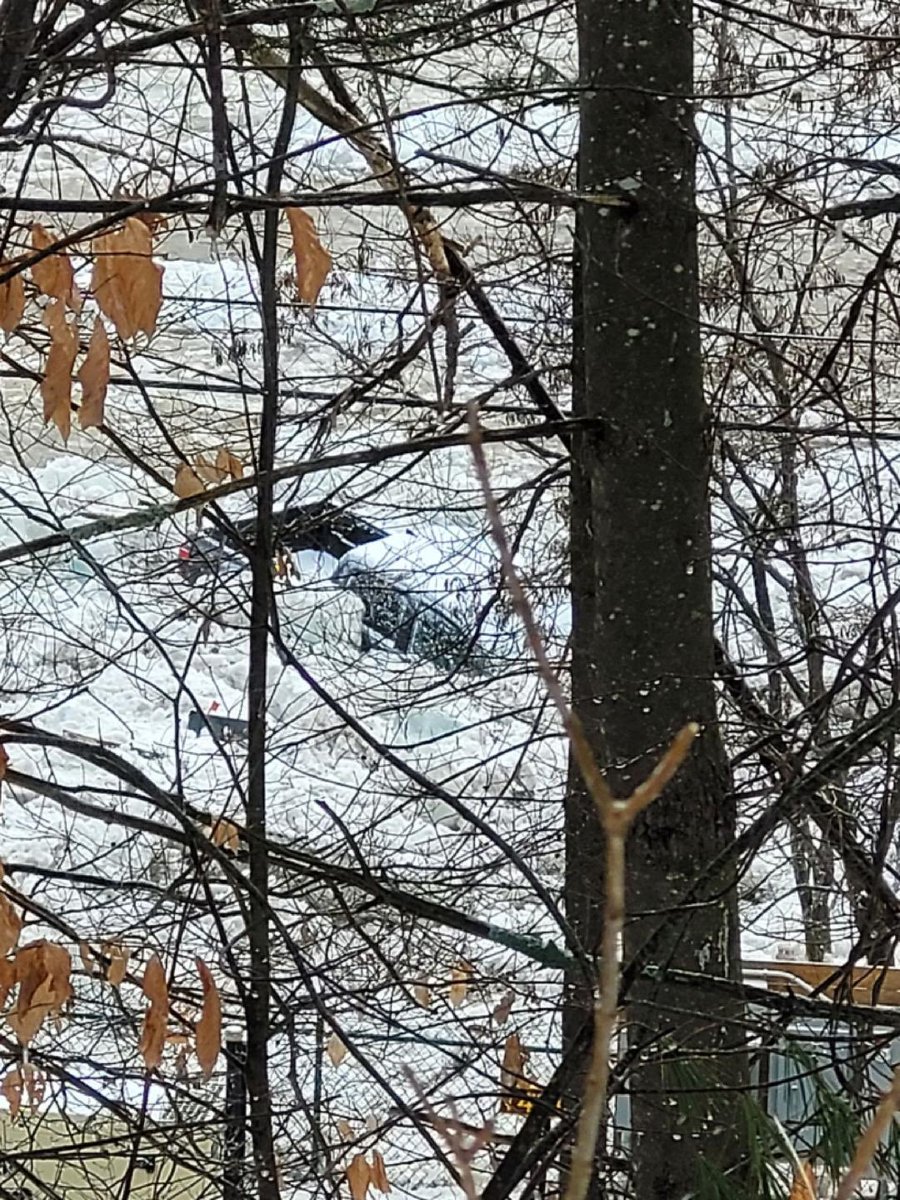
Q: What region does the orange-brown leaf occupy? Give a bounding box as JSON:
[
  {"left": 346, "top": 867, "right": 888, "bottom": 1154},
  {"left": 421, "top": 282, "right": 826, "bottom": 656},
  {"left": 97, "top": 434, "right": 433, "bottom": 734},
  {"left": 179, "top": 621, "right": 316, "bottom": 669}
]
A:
[
  {"left": 326, "top": 1032, "right": 348, "bottom": 1066},
  {"left": 77, "top": 318, "right": 109, "bottom": 429},
  {"left": 195, "top": 958, "right": 221, "bottom": 1079},
  {"left": 139, "top": 952, "right": 169, "bottom": 1070},
  {"left": 216, "top": 447, "right": 243, "bottom": 480},
  {"left": 91, "top": 218, "right": 162, "bottom": 340},
  {"left": 500, "top": 1031, "right": 529, "bottom": 1095},
  {"left": 2, "top": 1069, "right": 21, "bottom": 1119},
  {"left": 31, "top": 224, "right": 80, "bottom": 311},
  {"left": 193, "top": 453, "right": 225, "bottom": 486},
  {"left": 139, "top": 1002, "right": 167, "bottom": 1071},
  {"left": 0, "top": 266, "right": 25, "bottom": 333},
  {"left": 0, "top": 894, "right": 22, "bottom": 957},
  {"left": 370, "top": 1152, "right": 391, "bottom": 1195},
  {"left": 8, "top": 974, "right": 55, "bottom": 1046},
  {"left": 0, "top": 958, "right": 15, "bottom": 1009},
  {"left": 285, "top": 208, "right": 331, "bottom": 307},
  {"left": 101, "top": 940, "right": 129, "bottom": 987},
  {"left": 346, "top": 1154, "right": 370, "bottom": 1200},
  {"left": 174, "top": 464, "right": 205, "bottom": 499},
  {"left": 41, "top": 301, "right": 76, "bottom": 442},
  {"left": 449, "top": 960, "right": 472, "bottom": 1008},
  {"left": 142, "top": 952, "right": 167, "bottom": 1006},
  {"left": 23, "top": 1064, "right": 44, "bottom": 1108},
  {"left": 412, "top": 984, "right": 431, "bottom": 1009},
  {"left": 14, "top": 940, "right": 71, "bottom": 1023},
  {"left": 210, "top": 818, "right": 240, "bottom": 852}
]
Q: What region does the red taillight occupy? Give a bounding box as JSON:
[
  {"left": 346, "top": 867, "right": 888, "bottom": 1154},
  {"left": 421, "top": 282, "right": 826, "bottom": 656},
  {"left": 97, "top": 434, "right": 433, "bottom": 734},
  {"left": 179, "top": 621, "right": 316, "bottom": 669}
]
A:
[{"left": 178, "top": 545, "right": 191, "bottom": 560}]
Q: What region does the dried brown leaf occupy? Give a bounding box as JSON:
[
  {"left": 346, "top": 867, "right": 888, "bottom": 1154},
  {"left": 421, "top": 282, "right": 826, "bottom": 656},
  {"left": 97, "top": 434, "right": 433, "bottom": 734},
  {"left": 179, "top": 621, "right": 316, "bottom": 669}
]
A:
[
  {"left": 2, "top": 1070, "right": 21, "bottom": 1119},
  {"left": 216, "top": 446, "right": 243, "bottom": 480},
  {"left": 23, "top": 1064, "right": 44, "bottom": 1108},
  {"left": 77, "top": 318, "right": 109, "bottom": 429},
  {"left": 41, "top": 301, "right": 76, "bottom": 442},
  {"left": 142, "top": 952, "right": 167, "bottom": 1006},
  {"left": 195, "top": 958, "right": 221, "bottom": 1079},
  {"left": 101, "top": 940, "right": 129, "bottom": 987},
  {"left": 139, "top": 952, "right": 169, "bottom": 1070},
  {"left": 286, "top": 207, "right": 332, "bottom": 307},
  {"left": 0, "top": 959, "right": 15, "bottom": 1009},
  {"left": 91, "top": 218, "right": 162, "bottom": 340},
  {"left": 500, "top": 1032, "right": 528, "bottom": 1092},
  {"left": 412, "top": 984, "right": 431, "bottom": 1009},
  {"left": 193, "top": 453, "right": 225, "bottom": 486},
  {"left": 174, "top": 464, "right": 205, "bottom": 499},
  {"left": 370, "top": 1152, "right": 391, "bottom": 1195},
  {"left": 337, "top": 1118, "right": 355, "bottom": 1142},
  {"left": 140, "top": 1002, "right": 167, "bottom": 1071},
  {"left": 31, "top": 224, "right": 80, "bottom": 311},
  {"left": 14, "top": 940, "right": 71, "bottom": 1026},
  {"left": 210, "top": 818, "right": 241, "bottom": 853},
  {"left": 492, "top": 990, "right": 514, "bottom": 1026},
  {"left": 0, "top": 895, "right": 22, "bottom": 958},
  {"left": 449, "top": 960, "right": 472, "bottom": 1008},
  {"left": 8, "top": 974, "right": 55, "bottom": 1046},
  {"left": 0, "top": 266, "right": 25, "bottom": 333},
  {"left": 326, "top": 1032, "right": 348, "bottom": 1067},
  {"left": 346, "top": 1154, "right": 370, "bottom": 1200}
]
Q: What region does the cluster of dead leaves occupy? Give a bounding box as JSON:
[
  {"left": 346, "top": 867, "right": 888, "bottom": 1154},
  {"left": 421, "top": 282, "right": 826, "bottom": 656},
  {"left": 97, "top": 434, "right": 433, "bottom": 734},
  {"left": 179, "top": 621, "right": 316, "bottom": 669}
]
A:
[
  {"left": 174, "top": 447, "right": 244, "bottom": 500},
  {"left": 408, "top": 961, "right": 483, "bottom": 1011},
  {"left": 0, "top": 207, "right": 330, "bottom": 446},
  {"left": 346, "top": 1151, "right": 391, "bottom": 1200},
  {"left": 138, "top": 954, "right": 221, "bottom": 1079},
  {"left": 0, "top": 219, "right": 163, "bottom": 442},
  {"left": 79, "top": 938, "right": 129, "bottom": 986},
  {"left": 91, "top": 219, "right": 162, "bottom": 340},
  {"left": 1, "top": 940, "right": 73, "bottom": 1047},
  {"left": 0, "top": 869, "right": 67, "bottom": 1052}
]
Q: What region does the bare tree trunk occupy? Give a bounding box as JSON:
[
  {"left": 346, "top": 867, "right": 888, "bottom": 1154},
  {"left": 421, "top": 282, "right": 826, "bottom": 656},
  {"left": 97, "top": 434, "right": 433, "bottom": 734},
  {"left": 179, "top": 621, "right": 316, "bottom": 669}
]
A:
[{"left": 569, "top": 0, "right": 747, "bottom": 1193}]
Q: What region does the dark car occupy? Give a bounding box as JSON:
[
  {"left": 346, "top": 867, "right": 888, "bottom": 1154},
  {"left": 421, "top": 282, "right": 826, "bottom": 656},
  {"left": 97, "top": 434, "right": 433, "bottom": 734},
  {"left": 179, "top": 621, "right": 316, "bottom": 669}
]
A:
[
  {"left": 332, "top": 530, "right": 529, "bottom": 673},
  {"left": 177, "top": 501, "right": 385, "bottom": 584}
]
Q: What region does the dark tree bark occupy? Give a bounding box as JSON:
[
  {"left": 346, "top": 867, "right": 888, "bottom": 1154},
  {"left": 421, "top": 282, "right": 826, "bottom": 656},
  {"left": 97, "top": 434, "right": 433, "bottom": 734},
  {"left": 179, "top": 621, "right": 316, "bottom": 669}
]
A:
[{"left": 568, "top": 0, "right": 747, "bottom": 1194}]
